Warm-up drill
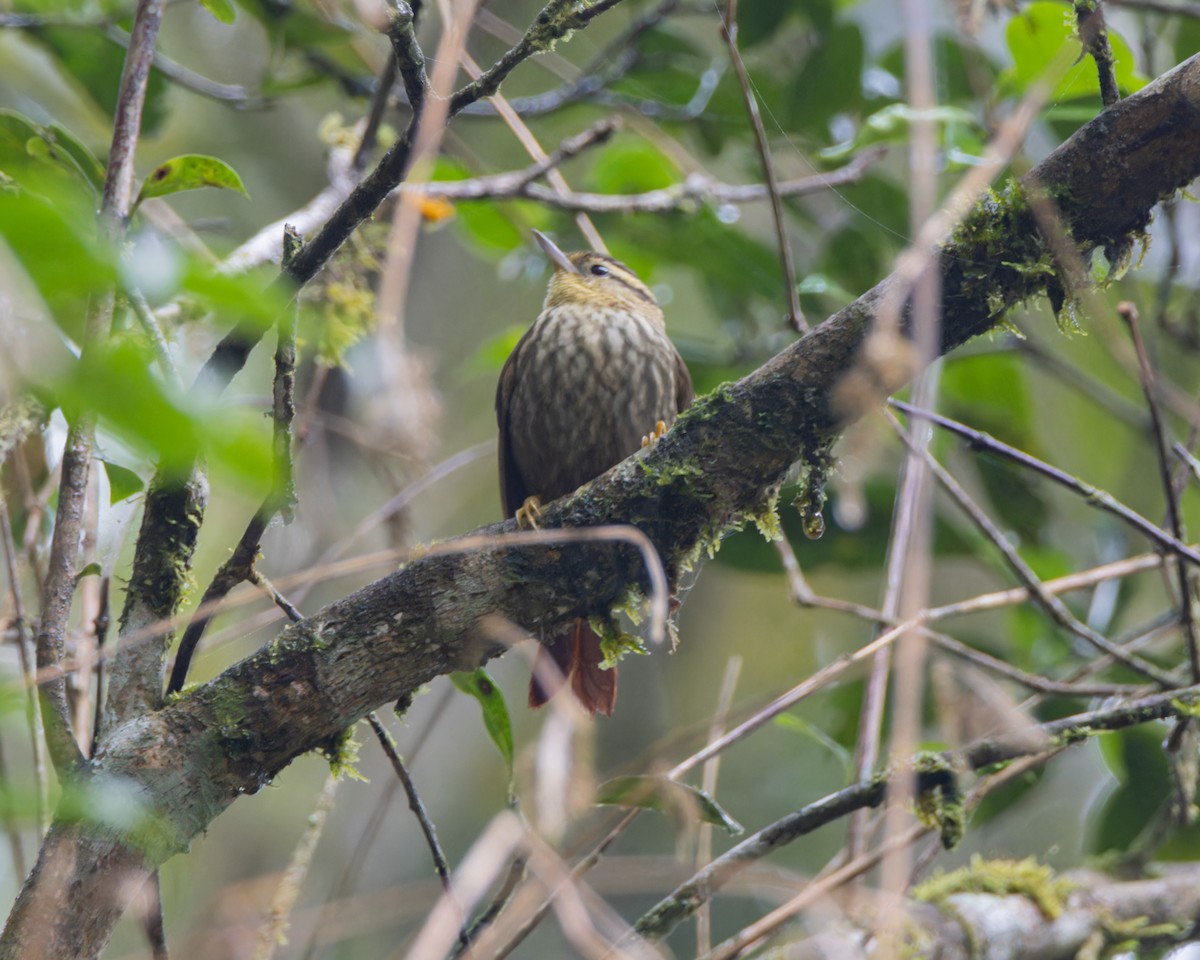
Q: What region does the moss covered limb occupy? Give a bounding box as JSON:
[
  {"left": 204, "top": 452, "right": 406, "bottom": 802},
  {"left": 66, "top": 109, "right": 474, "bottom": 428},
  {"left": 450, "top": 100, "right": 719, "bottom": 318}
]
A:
[{"left": 103, "top": 467, "right": 208, "bottom": 730}]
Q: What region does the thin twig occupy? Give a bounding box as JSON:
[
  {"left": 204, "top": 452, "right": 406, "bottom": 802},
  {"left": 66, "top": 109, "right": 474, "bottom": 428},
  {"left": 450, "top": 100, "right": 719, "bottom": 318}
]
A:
[
  {"left": 366, "top": 713, "right": 467, "bottom": 950},
  {"left": 453, "top": 855, "right": 529, "bottom": 957},
  {"left": 695, "top": 656, "right": 741, "bottom": 955},
  {"left": 923, "top": 628, "right": 1138, "bottom": 697},
  {"left": 164, "top": 512, "right": 269, "bottom": 695},
  {"left": 1075, "top": 1, "right": 1120, "bottom": 107},
  {"left": 886, "top": 410, "right": 1177, "bottom": 686},
  {"left": 165, "top": 228, "right": 301, "bottom": 694},
  {"left": 402, "top": 146, "right": 883, "bottom": 212},
  {"left": 89, "top": 575, "right": 111, "bottom": 758},
  {"left": 640, "top": 681, "right": 1200, "bottom": 945},
  {"left": 0, "top": 496, "right": 48, "bottom": 835},
  {"left": 123, "top": 285, "right": 180, "bottom": 386},
  {"left": 1119, "top": 300, "right": 1200, "bottom": 679},
  {"left": 444, "top": 22, "right": 609, "bottom": 250},
  {"left": 890, "top": 398, "right": 1200, "bottom": 568},
  {"left": 250, "top": 572, "right": 303, "bottom": 623},
  {"left": 1107, "top": 0, "right": 1200, "bottom": 15},
  {"left": 298, "top": 686, "right": 455, "bottom": 960},
  {"left": 719, "top": 0, "right": 805, "bottom": 333},
  {"left": 104, "top": 24, "right": 266, "bottom": 107},
  {"left": 353, "top": 53, "right": 398, "bottom": 171},
  {"left": 383, "top": 2, "right": 430, "bottom": 113}
]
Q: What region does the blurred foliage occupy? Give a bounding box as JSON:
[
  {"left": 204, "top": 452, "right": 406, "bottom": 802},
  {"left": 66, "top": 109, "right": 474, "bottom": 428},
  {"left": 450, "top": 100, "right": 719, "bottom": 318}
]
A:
[{"left": 1, "top": 0, "right": 1199, "bottom": 953}]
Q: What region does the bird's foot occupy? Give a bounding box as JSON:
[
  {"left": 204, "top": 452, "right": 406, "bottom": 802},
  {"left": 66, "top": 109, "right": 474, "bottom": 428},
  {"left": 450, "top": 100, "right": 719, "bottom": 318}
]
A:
[
  {"left": 641, "top": 420, "right": 668, "bottom": 449},
  {"left": 516, "top": 495, "right": 543, "bottom": 530}
]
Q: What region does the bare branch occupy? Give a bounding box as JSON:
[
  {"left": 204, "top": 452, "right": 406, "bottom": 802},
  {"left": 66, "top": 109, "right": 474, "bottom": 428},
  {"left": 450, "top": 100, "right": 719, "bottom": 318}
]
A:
[{"left": 719, "top": 0, "right": 805, "bottom": 332}]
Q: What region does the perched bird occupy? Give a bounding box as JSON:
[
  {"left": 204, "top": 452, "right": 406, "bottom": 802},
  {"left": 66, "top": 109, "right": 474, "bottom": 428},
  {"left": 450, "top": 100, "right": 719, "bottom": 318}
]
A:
[{"left": 496, "top": 230, "right": 694, "bottom": 716}]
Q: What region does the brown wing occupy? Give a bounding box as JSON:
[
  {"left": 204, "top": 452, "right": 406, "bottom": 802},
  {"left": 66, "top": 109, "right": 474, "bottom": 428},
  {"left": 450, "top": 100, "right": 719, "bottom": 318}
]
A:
[
  {"left": 496, "top": 336, "right": 530, "bottom": 518},
  {"left": 673, "top": 347, "right": 694, "bottom": 416}
]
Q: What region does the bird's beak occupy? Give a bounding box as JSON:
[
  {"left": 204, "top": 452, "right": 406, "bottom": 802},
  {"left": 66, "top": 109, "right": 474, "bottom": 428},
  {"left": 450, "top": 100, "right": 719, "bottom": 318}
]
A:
[{"left": 532, "top": 230, "right": 579, "bottom": 275}]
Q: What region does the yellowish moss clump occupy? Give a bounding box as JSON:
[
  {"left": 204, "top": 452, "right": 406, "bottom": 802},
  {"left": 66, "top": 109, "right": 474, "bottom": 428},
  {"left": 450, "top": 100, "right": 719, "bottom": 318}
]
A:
[{"left": 913, "top": 855, "right": 1073, "bottom": 918}]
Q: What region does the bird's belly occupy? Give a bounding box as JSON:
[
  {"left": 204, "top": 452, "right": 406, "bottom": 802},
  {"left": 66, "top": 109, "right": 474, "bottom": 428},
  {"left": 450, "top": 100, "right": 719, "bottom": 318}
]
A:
[{"left": 507, "top": 315, "right": 679, "bottom": 502}]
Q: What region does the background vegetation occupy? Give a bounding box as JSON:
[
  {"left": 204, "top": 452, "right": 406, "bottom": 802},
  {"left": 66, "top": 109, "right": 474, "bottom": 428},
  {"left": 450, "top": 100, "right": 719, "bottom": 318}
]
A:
[{"left": 1, "top": 0, "right": 1199, "bottom": 956}]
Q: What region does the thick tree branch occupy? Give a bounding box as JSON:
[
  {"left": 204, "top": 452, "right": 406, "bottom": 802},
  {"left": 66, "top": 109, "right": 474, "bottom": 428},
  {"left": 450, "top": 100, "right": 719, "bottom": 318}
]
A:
[{"left": 4, "top": 52, "right": 1199, "bottom": 960}]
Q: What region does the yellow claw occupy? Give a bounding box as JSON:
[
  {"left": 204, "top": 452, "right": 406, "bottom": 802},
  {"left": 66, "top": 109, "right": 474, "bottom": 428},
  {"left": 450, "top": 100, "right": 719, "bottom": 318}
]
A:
[
  {"left": 516, "top": 495, "right": 544, "bottom": 530},
  {"left": 641, "top": 420, "right": 668, "bottom": 449}
]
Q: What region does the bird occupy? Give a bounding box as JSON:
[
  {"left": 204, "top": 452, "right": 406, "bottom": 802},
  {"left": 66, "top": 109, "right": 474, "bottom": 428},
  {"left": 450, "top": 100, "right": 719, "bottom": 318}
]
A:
[{"left": 496, "top": 230, "right": 694, "bottom": 716}]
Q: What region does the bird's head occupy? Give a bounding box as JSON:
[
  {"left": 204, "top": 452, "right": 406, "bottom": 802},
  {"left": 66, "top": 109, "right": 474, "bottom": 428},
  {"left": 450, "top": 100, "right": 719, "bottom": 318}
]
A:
[{"left": 534, "top": 230, "right": 663, "bottom": 321}]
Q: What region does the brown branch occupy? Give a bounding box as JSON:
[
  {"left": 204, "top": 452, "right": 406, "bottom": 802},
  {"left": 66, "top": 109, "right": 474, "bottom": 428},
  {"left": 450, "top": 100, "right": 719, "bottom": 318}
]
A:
[
  {"left": 1119, "top": 300, "right": 1200, "bottom": 679},
  {"left": 1076, "top": 1, "right": 1121, "bottom": 107},
  {"left": 199, "top": 0, "right": 633, "bottom": 388},
  {"left": 366, "top": 714, "right": 466, "bottom": 949},
  {"left": 634, "top": 682, "right": 1200, "bottom": 943},
  {"left": 889, "top": 399, "right": 1200, "bottom": 567},
  {"left": 4, "top": 51, "right": 1198, "bottom": 960},
  {"left": 400, "top": 146, "right": 883, "bottom": 211},
  {"left": 887, "top": 410, "right": 1176, "bottom": 686}
]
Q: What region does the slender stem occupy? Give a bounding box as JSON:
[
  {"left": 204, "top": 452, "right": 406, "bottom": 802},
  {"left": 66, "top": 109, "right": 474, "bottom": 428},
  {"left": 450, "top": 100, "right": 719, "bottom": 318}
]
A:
[
  {"left": 0, "top": 496, "right": 48, "bottom": 835},
  {"left": 367, "top": 713, "right": 467, "bottom": 950},
  {"left": 719, "top": 0, "right": 805, "bottom": 332},
  {"left": 887, "top": 410, "right": 1177, "bottom": 687},
  {"left": 1118, "top": 300, "right": 1200, "bottom": 680},
  {"left": 889, "top": 398, "right": 1200, "bottom": 568},
  {"left": 1075, "top": 1, "right": 1120, "bottom": 107}
]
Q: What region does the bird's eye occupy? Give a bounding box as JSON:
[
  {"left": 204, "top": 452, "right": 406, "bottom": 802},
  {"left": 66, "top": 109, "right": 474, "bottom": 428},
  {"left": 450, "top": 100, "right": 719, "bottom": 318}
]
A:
[{"left": 589, "top": 263, "right": 610, "bottom": 277}]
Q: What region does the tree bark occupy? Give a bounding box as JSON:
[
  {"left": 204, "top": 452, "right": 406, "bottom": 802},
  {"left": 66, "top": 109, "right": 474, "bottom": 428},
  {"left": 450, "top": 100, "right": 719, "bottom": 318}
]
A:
[{"left": 3, "top": 52, "right": 1198, "bottom": 960}]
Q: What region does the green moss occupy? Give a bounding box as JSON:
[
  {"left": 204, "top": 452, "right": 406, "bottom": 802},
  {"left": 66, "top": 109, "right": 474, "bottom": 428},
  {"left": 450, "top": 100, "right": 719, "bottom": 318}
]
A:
[
  {"left": 913, "top": 855, "right": 1073, "bottom": 918},
  {"left": 267, "top": 623, "right": 327, "bottom": 665},
  {"left": 163, "top": 681, "right": 200, "bottom": 705},
  {"left": 949, "top": 183, "right": 1064, "bottom": 328},
  {"left": 319, "top": 724, "right": 369, "bottom": 782},
  {"left": 1101, "top": 914, "right": 1188, "bottom": 953},
  {"left": 210, "top": 682, "right": 250, "bottom": 743},
  {"left": 591, "top": 615, "right": 649, "bottom": 670},
  {"left": 752, "top": 487, "right": 783, "bottom": 542},
  {"left": 911, "top": 753, "right": 965, "bottom": 849}
]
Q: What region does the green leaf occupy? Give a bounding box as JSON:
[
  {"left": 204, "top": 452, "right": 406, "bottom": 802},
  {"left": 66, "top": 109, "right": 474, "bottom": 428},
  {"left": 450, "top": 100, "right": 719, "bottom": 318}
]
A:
[
  {"left": 75, "top": 561, "right": 102, "bottom": 582},
  {"left": 1176, "top": 18, "right": 1200, "bottom": 70},
  {"left": 0, "top": 184, "right": 117, "bottom": 339},
  {"left": 1092, "top": 726, "right": 1171, "bottom": 853},
  {"left": 101, "top": 460, "right": 145, "bottom": 503},
  {"left": 594, "top": 775, "right": 744, "bottom": 834},
  {"left": 134, "top": 154, "right": 249, "bottom": 210},
  {"left": 590, "top": 141, "right": 678, "bottom": 195},
  {"left": 51, "top": 340, "right": 272, "bottom": 491},
  {"left": 0, "top": 110, "right": 105, "bottom": 199},
  {"left": 775, "top": 713, "right": 854, "bottom": 780},
  {"left": 786, "top": 22, "right": 865, "bottom": 133},
  {"left": 27, "top": 28, "right": 169, "bottom": 134},
  {"left": 197, "top": 0, "right": 236, "bottom": 24},
  {"left": 450, "top": 669, "right": 514, "bottom": 785},
  {"left": 1001, "top": 2, "right": 1147, "bottom": 103},
  {"left": 819, "top": 104, "right": 980, "bottom": 163}
]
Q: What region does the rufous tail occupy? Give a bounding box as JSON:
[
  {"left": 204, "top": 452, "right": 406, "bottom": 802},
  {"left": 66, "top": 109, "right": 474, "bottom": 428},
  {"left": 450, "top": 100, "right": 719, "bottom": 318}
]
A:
[{"left": 528, "top": 618, "right": 617, "bottom": 716}]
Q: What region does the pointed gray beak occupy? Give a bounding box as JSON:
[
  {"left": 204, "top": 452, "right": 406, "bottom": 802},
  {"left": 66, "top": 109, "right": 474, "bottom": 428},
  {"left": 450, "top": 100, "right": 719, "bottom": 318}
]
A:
[{"left": 532, "top": 229, "right": 579, "bottom": 274}]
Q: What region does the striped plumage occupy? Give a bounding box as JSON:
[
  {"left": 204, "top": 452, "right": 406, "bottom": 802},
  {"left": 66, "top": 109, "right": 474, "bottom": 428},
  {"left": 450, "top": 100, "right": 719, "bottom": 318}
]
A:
[{"left": 496, "top": 231, "right": 693, "bottom": 715}]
